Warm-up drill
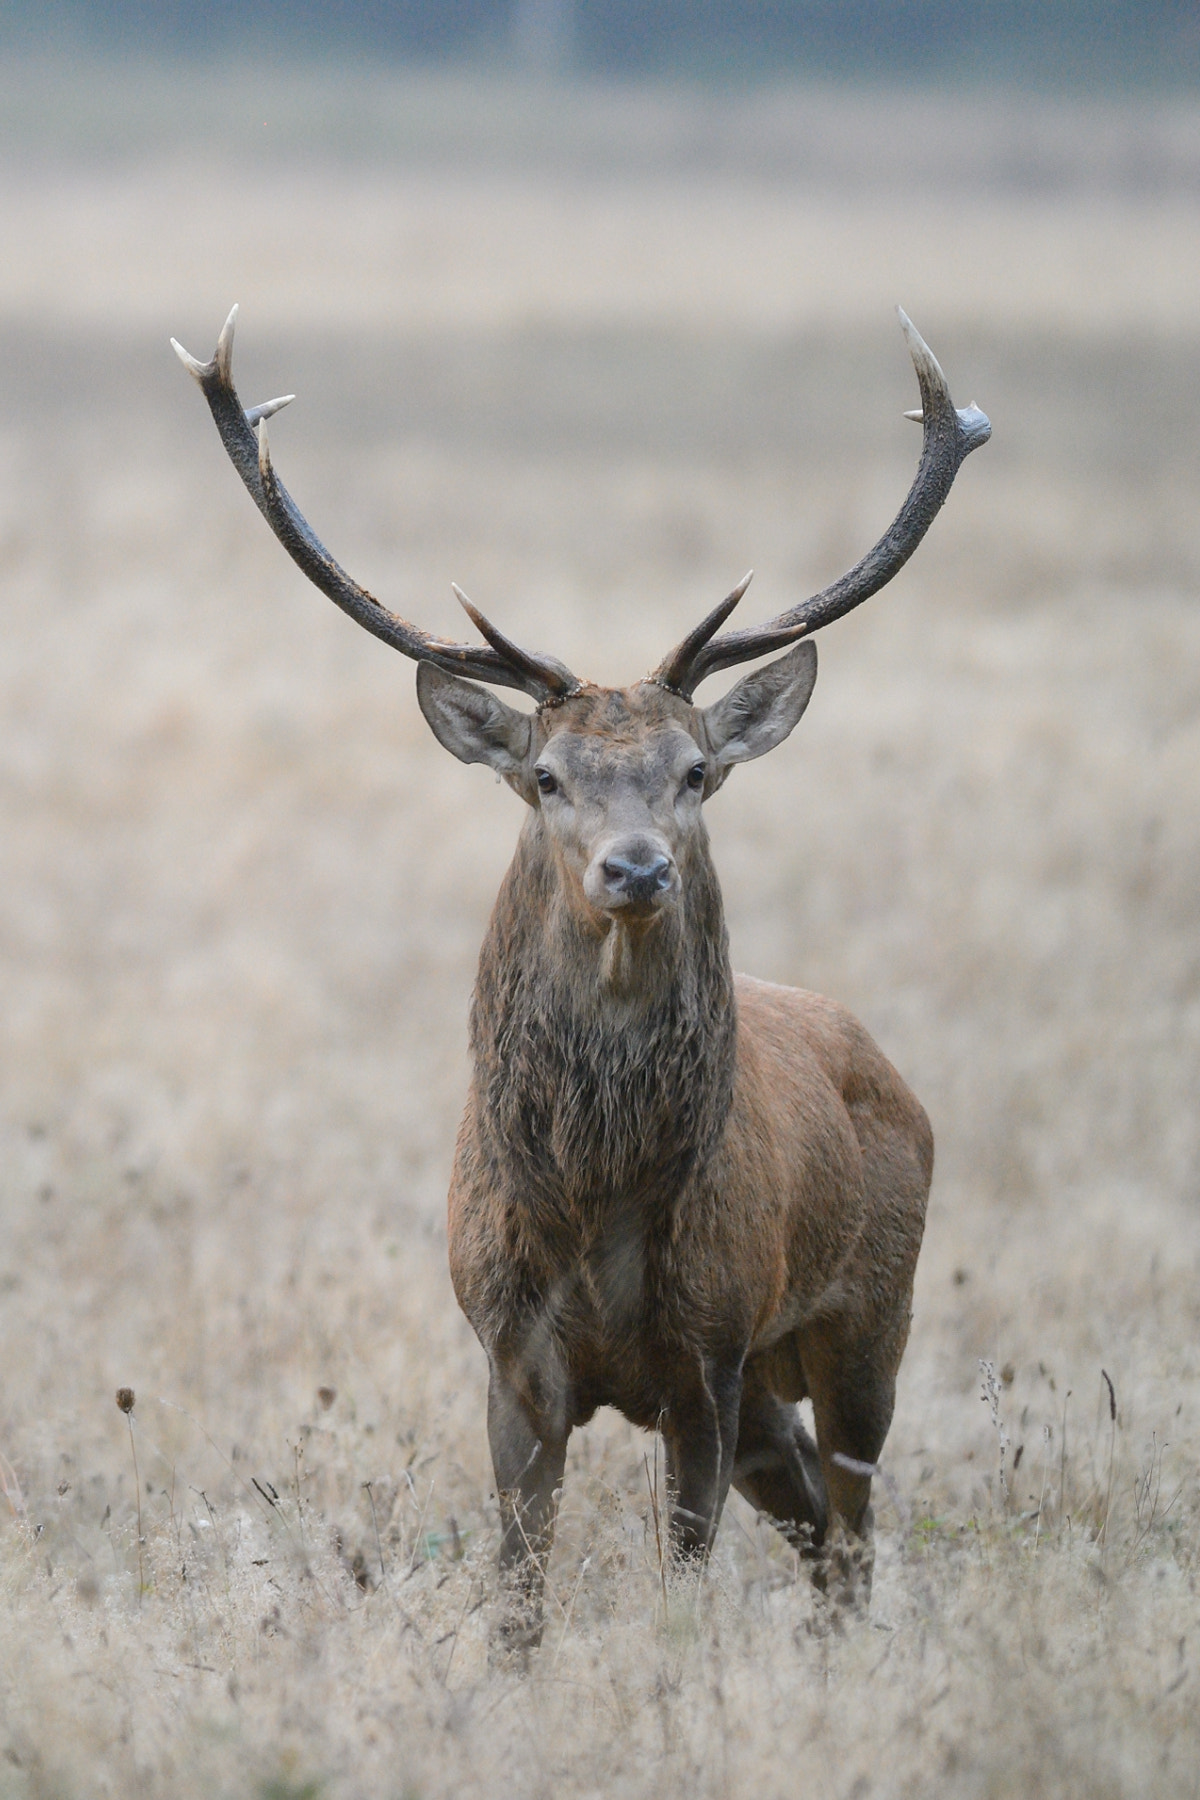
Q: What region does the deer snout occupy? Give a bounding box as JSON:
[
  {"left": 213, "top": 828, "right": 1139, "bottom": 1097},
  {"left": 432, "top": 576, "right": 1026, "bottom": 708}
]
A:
[
  {"left": 585, "top": 839, "right": 678, "bottom": 914},
  {"left": 603, "top": 852, "right": 672, "bottom": 900}
]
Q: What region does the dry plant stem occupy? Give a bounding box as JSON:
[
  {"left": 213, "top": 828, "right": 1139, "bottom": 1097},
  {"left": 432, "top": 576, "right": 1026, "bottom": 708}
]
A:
[
  {"left": 293, "top": 1440, "right": 309, "bottom": 1566},
  {"left": 195, "top": 1489, "right": 232, "bottom": 1624},
  {"left": 979, "top": 1361, "right": 1010, "bottom": 1507},
  {"left": 443, "top": 1575, "right": 477, "bottom": 1684},
  {"left": 1131, "top": 1435, "right": 1166, "bottom": 1556},
  {"left": 1034, "top": 1425, "right": 1052, "bottom": 1556},
  {"left": 552, "top": 1557, "right": 591, "bottom": 1673},
  {"left": 126, "top": 1413, "right": 146, "bottom": 1601},
  {"left": 644, "top": 1449, "right": 668, "bottom": 1623},
  {"left": 406, "top": 1479, "right": 437, "bottom": 1578},
  {"left": 364, "top": 1481, "right": 390, "bottom": 1597},
  {"left": 1101, "top": 1370, "right": 1117, "bottom": 1555},
  {"left": 167, "top": 1465, "right": 179, "bottom": 1557},
  {"left": 1059, "top": 1389, "right": 1072, "bottom": 1528},
  {"left": 0, "top": 1446, "right": 27, "bottom": 1518}
]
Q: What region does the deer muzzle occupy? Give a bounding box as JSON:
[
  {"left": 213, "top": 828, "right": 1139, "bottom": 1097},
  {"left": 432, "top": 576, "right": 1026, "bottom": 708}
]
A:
[{"left": 585, "top": 839, "right": 678, "bottom": 916}]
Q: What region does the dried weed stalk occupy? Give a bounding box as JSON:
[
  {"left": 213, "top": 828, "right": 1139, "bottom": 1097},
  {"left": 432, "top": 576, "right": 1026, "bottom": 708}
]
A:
[{"left": 979, "top": 1361, "right": 1011, "bottom": 1507}]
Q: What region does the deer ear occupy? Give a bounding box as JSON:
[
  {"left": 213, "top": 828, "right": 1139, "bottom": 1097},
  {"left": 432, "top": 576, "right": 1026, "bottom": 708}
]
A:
[
  {"left": 698, "top": 640, "right": 818, "bottom": 774},
  {"left": 416, "top": 663, "right": 534, "bottom": 795}
]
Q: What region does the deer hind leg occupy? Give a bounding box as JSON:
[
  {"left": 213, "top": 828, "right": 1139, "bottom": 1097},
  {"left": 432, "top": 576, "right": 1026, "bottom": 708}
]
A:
[
  {"left": 487, "top": 1359, "right": 569, "bottom": 1655},
  {"left": 804, "top": 1101, "right": 930, "bottom": 1607},
  {"left": 661, "top": 1356, "right": 743, "bottom": 1562},
  {"left": 732, "top": 1361, "right": 828, "bottom": 1559},
  {"left": 803, "top": 1335, "right": 900, "bottom": 1608}
]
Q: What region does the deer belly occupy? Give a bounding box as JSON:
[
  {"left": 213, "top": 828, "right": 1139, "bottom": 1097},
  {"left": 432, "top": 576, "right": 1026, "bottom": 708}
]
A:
[{"left": 565, "top": 1332, "right": 676, "bottom": 1435}]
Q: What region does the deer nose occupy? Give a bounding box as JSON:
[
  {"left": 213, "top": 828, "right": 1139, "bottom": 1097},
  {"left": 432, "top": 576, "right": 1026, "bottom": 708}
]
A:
[{"left": 601, "top": 853, "right": 673, "bottom": 905}]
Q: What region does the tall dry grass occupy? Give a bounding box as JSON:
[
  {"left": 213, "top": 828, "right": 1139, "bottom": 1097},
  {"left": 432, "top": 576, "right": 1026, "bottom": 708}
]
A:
[{"left": 0, "top": 61, "right": 1197, "bottom": 1798}]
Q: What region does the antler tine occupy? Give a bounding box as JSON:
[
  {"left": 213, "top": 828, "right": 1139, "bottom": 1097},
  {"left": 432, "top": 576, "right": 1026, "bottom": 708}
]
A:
[
  {"left": 651, "top": 572, "right": 753, "bottom": 695},
  {"left": 173, "top": 308, "right": 578, "bottom": 702},
  {"left": 245, "top": 394, "right": 295, "bottom": 429},
  {"left": 653, "top": 310, "right": 991, "bottom": 699},
  {"left": 451, "top": 585, "right": 580, "bottom": 701}
]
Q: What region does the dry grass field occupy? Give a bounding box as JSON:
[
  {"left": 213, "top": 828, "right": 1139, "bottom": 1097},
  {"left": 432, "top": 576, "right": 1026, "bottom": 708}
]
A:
[{"left": 0, "top": 59, "right": 1198, "bottom": 1799}]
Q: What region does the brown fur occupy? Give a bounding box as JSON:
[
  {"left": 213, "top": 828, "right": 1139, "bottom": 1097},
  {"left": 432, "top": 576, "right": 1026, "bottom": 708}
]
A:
[{"left": 442, "top": 679, "right": 932, "bottom": 1645}]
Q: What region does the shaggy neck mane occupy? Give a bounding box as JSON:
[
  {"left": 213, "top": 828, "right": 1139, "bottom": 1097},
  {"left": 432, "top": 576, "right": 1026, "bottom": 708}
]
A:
[{"left": 470, "top": 816, "right": 737, "bottom": 1221}]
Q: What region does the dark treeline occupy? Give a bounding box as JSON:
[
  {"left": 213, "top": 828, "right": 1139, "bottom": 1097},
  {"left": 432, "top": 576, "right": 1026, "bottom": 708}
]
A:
[{"left": 11, "top": 0, "right": 1200, "bottom": 88}]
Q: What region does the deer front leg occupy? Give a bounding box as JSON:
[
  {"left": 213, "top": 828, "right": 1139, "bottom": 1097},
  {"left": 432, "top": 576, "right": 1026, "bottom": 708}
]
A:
[
  {"left": 662, "top": 1357, "right": 743, "bottom": 1561},
  {"left": 487, "top": 1361, "right": 568, "bottom": 1653}
]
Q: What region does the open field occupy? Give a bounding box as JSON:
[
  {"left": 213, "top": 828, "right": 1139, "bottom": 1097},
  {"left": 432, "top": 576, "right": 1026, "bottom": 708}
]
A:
[{"left": 0, "top": 62, "right": 1198, "bottom": 1798}]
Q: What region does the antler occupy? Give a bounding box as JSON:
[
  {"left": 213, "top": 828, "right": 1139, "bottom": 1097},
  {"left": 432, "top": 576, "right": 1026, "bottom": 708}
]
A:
[
  {"left": 652, "top": 309, "right": 991, "bottom": 699},
  {"left": 170, "top": 306, "right": 581, "bottom": 704}
]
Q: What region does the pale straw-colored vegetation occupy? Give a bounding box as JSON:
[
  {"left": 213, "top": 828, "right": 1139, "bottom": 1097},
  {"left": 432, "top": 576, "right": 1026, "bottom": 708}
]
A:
[{"left": 0, "top": 60, "right": 1197, "bottom": 1798}]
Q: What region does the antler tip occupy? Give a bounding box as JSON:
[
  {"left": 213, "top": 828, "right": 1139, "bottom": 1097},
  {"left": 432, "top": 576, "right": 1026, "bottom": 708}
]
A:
[
  {"left": 245, "top": 393, "right": 295, "bottom": 428},
  {"left": 170, "top": 336, "right": 210, "bottom": 382},
  {"left": 255, "top": 414, "right": 272, "bottom": 480},
  {"left": 895, "top": 305, "right": 923, "bottom": 351},
  {"left": 451, "top": 582, "right": 486, "bottom": 632},
  {"left": 896, "top": 306, "right": 947, "bottom": 390},
  {"left": 215, "top": 303, "right": 239, "bottom": 384}
]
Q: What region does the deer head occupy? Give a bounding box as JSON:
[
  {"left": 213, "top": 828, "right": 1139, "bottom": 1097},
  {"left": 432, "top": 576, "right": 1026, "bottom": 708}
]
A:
[
  {"left": 172, "top": 306, "right": 989, "bottom": 936},
  {"left": 415, "top": 643, "right": 818, "bottom": 930}
]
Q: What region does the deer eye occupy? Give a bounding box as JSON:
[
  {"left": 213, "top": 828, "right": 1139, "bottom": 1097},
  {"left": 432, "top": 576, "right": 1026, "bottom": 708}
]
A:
[
  {"left": 536, "top": 767, "right": 557, "bottom": 796},
  {"left": 686, "top": 762, "right": 707, "bottom": 792}
]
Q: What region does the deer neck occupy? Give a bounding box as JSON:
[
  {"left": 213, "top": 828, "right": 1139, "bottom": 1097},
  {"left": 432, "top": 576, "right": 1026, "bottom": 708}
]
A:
[{"left": 469, "top": 816, "right": 737, "bottom": 1213}]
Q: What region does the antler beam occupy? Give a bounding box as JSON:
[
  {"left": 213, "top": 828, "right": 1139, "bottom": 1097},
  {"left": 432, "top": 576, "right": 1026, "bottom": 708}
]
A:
[
  {"left": 652, "top": 309, "right": 990, "bottom": 699},
  {"left": 171, "top": 306, "right": 581, "bottom": 704}
]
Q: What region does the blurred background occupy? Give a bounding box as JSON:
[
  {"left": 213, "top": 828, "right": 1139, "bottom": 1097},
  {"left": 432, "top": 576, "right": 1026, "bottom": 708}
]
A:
[
  {"left": 8, "top": 0, "right": 1200, "bottom": 86},
  {"left": 0, "top": 6, "right": 1198, "bottom": 1792}
]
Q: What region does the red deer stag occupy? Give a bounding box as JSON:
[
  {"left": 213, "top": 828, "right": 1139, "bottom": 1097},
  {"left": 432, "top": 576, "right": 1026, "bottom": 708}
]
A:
[{"left": 173, "top": 307, "right": 989, "bottom": 1641}]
